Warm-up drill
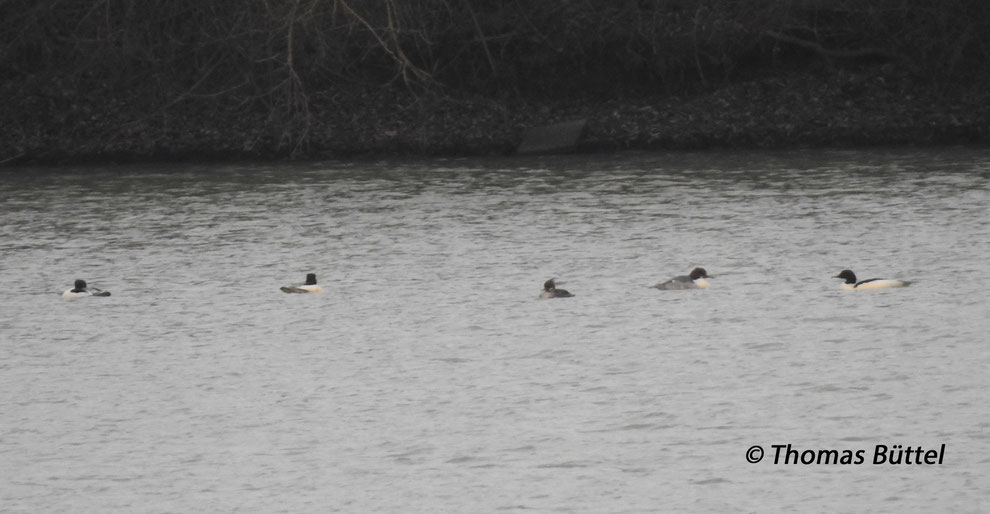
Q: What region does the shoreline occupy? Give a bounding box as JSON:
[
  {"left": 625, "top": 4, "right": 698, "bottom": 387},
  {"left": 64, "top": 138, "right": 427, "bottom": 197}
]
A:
[{"left": 3, "top": 69, "right": 988, "bottom": 167}]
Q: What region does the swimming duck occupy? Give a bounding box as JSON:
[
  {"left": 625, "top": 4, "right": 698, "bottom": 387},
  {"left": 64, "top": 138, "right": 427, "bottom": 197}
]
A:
[
  {"left": 653, "top": 267, "right": 712, "bottom": 290},
  {"left": 540, "top": 278, "right": 574, "bottom": 298},
  {"left": 62, "top": 279, "right": 111, "bottom": 299},
  {"left": 280, "top": 273, "right": 323, "bottom": 293},
  {"left": 834, "top": 269, "right": 910, "bottom": 290}
]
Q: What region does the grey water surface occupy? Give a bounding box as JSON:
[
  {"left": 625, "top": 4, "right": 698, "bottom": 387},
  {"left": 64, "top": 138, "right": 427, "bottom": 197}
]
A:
[{"left": 2, "top": 148, "right": 989, "bottom": 512}]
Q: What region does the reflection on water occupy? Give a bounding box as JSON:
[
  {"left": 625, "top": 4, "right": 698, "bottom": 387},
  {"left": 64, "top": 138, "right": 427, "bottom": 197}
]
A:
[{"left": 2, "top": 148, "right": 989, "bottom": 512}]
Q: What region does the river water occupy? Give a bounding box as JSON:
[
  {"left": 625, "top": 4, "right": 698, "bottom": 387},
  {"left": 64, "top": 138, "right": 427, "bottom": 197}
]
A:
[{"left": 2, "top": 148, "right": 989, "bottom": 512}]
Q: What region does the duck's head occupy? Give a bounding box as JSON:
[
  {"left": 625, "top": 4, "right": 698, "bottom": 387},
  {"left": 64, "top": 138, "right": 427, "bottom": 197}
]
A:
[
  {"left": 74, "top": 279, "right": 87, "bottom": 290},
  {"left": 834, "top": 270, "right": 857, "bottom": 284},
  {"left": 305, "top": 273, "right": 317, "bottom": 285},
  {"left": 543, "top": 278, "right": 556, "bottom": 291},
  {"left": 689, "top": 268, "right": 711, "bottom": 280}
]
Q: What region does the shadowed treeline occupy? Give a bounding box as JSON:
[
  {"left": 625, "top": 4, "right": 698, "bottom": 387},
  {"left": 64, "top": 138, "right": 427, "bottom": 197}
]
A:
[{"left": 2, "top": 0, "right": 989, "bottom": 162}]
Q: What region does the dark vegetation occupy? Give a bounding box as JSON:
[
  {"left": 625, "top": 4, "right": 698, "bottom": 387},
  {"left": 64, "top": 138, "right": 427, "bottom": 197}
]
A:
[{"left": 2, "top": 0, "right": 989, "bottom": 165}]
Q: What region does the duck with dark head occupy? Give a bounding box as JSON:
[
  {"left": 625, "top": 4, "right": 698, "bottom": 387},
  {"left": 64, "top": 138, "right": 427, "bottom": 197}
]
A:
[
  {"left": 62, "top": 279, "right": 111, "bottom": 299},
  {"left": 653, "top": 267, "right": 712, "bottom": 290},
  {"left": 281, "top": 273, "right": 323, "bottom": 293},
  {"left": 540, "top": 278, "right": 574, "bottom": 298},
  {"left": 834, "top": 269, "right": 910, "bottom": 290}
]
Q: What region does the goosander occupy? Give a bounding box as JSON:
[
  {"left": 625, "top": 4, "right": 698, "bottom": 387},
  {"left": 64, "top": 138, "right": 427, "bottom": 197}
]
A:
[
  {"left": 62, "top": 279, "right": 111, "bottom": 299},
  {"left": 280, "top": 273, "right": 323, "bottom": 293},
  {"left": 653, "top": 267, "right": 712, "bottom": 290},
  {"left": 834, "top": 269, "right": 910, "bottom": 290},
  {"left": 540, "top": 278, "right": 574, "bottom": 298}
]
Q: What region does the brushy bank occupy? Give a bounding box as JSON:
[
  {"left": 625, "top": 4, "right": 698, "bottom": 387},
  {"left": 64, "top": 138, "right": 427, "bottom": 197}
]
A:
[
  {"left": 2, "top": 1, "right": 989, "bottom": 165},
  {"left": 4, "top": 67, "right": 987, "bottom": 166}
]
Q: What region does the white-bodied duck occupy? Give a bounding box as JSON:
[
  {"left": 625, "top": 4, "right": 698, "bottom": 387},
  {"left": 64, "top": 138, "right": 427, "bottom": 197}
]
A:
[
  {"left": 653, "top": 267, "right": 712, "bottom": 290},
  {"left": 62, "top": 279, "right": 111, "bottom": 299},
  {"left": 834, "top": 269, "right": 910, "bottom": 290},
  {"left": 280, "top": 273, "right": 323, "bottom": 293}
]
